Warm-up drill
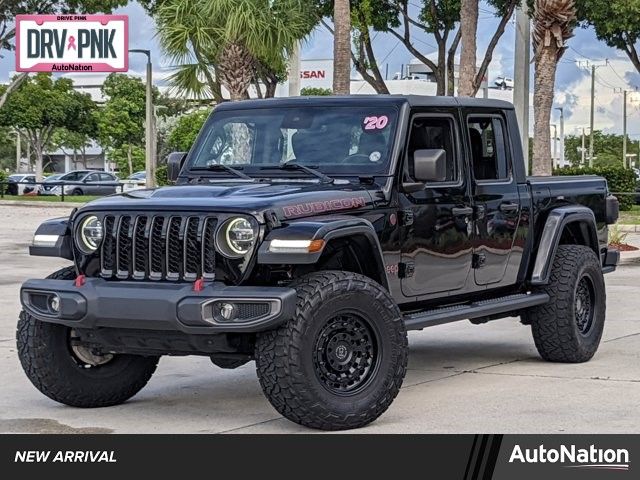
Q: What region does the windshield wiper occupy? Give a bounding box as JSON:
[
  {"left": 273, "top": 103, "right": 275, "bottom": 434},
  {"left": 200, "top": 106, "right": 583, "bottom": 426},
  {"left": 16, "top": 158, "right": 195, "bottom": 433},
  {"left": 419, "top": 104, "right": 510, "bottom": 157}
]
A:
[
  {"left": 262, "top": 162, "right": 334, "bottom": 184},
  {"left": 191, "top": 164, "right": 254, "bottom": 181}
]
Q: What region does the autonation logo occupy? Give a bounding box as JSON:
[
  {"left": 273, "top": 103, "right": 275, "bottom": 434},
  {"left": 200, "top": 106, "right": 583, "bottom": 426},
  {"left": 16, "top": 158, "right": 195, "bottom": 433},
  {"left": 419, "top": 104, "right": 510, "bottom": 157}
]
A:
[{"left": 509, "top": 444, "right": 630, "bottom": 471}]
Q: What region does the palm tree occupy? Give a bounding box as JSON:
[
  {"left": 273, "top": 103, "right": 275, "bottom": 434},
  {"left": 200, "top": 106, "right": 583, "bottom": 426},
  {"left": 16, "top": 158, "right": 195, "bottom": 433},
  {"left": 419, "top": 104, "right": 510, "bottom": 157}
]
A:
[
  {"left": 458, "top": 0, "right": 479, "bottom": 97},
  {"left": 156, "top": 0, "right": 315, "bottom": 101},
  {"left": 333, "top": 0, "right": 351, "bottom": 94},
  {"left": 532, "top": 0, "right": 576, "bottom": 175}
]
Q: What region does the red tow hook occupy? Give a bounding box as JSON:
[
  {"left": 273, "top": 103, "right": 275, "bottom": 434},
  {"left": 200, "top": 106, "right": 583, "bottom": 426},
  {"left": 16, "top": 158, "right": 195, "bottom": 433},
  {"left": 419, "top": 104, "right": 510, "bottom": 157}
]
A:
[
  {"left": 74, "top": 274, "right": 86, "bottom": 287},
  {"left": 193, "top": 278, "right": 205, "bottom": 292}
]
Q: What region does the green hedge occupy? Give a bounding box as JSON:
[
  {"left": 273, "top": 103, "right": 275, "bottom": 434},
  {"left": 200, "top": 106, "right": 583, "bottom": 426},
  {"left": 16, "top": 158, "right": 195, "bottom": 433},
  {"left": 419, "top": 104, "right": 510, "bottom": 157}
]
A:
[
  {"left": 554, "top": 166, "right": 637, "bottom": 211},
  {"left": 300, "top": 87, "right": 332, "bottom": 96}
]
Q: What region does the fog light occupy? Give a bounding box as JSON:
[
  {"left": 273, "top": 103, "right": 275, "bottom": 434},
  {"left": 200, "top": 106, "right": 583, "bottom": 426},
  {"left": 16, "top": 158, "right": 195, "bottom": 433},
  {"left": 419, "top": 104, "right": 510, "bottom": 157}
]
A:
[
  {"left": 219, "top": 303, "right": 236, "bottom": 321},
  {"left": 49, "top": 295, "right": 60, "bottom": 312}
]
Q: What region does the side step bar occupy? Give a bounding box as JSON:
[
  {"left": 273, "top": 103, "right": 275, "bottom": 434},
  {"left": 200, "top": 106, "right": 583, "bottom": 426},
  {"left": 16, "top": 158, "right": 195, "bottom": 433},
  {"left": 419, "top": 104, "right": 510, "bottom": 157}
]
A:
[{"left": 403, "top": 292, "right": 550, "bottom": 331}]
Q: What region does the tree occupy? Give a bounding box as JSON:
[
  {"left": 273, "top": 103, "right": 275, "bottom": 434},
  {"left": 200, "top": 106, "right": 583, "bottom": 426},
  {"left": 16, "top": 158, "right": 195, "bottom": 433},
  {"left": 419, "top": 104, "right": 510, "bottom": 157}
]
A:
[
  {"left": 166, "top": 109, "right": 210, "bottom": 153},
  {"left": 334, "top": 1, "right": 516, "bottom": 96},
  {"left": 155, "top": 0, "right": 316, "bottom": 101},
  {"left": 96, "top": 74, "right": 153, "bottom": 176},
  {"left": 458, "top": 0, "right": 479, "bottom": 96},
  {"left": 458, "top": 0, "right": 518, "bottom": 97},
  {"left": 0, "top": 74, "right": 95, "bottom": 180},
  {"left": 318, "top": 0, "right": 396, "bottom": 94},
  {"left": 532, "top": 0, "right": 576, "bottom": 176},
  {"left": 564, "top": 131, "right": 630, "bottom": 167},
  {"left": 577, "top": 1, "right": 640, "bottom": 75},
  {"left": 333, "top": 0, "right": 352, "bottom": 94},
  {"left": 0, "top": 126, "right": 17, "bottom": 172}
]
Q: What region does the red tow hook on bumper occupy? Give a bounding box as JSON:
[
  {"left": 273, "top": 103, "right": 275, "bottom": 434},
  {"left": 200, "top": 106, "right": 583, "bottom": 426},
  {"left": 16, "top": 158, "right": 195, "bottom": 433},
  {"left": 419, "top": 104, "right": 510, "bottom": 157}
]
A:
[
  {"left": 193, "top": 278, "right": 205, "bottom": 292},
  {"left": 74, "top": 275, "right": 86, "bottom": 287}
]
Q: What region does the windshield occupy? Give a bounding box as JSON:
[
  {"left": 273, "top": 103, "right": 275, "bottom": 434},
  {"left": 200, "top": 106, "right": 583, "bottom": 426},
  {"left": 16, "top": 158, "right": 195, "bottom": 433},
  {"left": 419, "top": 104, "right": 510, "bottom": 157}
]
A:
[{"left": 187, "top": 106, "right": 398, "bottom": 176}]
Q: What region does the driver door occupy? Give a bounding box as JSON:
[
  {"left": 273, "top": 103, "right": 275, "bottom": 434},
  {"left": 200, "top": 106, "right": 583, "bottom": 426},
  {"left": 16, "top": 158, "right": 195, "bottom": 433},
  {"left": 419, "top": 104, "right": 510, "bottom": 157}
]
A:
[{"left": 399, "top": 113, "right": 474, "bottom": 298}]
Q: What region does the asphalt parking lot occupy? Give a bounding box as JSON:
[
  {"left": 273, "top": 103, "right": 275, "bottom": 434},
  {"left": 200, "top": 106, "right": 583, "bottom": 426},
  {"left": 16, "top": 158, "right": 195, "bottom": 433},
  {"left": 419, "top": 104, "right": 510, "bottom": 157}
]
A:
[{"left": 1, "top": 204, "right": 639, "bottom": 434}]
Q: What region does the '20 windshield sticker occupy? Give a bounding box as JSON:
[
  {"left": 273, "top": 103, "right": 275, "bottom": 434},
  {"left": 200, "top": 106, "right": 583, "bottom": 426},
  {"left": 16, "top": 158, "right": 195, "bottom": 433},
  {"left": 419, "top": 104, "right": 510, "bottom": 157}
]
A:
[{"left": 363, "top": 115, "right": 389, "bottom": 130}]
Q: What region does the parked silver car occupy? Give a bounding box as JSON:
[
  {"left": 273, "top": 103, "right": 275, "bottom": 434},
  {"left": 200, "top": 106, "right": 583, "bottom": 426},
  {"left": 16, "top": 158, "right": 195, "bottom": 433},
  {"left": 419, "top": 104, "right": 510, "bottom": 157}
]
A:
[{"left": 45, "top": 170, "right": 120, "bottom": 196}]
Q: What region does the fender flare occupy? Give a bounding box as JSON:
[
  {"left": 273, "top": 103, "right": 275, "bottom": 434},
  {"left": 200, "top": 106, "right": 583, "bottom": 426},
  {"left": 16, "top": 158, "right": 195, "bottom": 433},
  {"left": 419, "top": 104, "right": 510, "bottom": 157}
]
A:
[
  {"left": 530, "top": 206, "right": 599, "bottom": 285},
  {"left": 29, "top": 217, "right": 73, "bottom": 260},
  {"left": 257, "top": 216, "right": 389, "bottom": 290}
]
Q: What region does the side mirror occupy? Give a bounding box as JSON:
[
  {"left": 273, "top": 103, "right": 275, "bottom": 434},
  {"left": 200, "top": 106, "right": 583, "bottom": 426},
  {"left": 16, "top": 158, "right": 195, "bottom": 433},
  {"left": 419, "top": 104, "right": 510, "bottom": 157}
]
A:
[
  {"left": 413, "top": 149, "right": 447, "bottom": 182},
  {"left": 167, "top": 152, "right": 187, "bottom": 183}
]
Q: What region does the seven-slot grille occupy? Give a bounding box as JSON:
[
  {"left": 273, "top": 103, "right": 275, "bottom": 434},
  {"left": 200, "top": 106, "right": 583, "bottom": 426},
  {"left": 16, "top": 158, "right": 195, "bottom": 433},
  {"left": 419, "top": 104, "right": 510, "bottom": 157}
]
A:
[{"left": 99, "top": 214, "right": 217, "bottom": 281}]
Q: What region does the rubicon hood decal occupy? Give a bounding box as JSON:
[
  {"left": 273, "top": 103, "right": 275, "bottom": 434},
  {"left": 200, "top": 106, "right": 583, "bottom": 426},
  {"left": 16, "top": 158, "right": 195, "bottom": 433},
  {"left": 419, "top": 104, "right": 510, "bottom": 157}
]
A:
[{"left": 282, "top": 197, "right": 368, "bottom": 218}]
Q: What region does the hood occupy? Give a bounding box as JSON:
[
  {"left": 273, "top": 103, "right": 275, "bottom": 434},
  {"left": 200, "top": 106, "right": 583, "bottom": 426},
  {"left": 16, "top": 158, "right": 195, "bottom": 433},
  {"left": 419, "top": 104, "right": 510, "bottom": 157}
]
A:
[{"left": 77, "top": 181, "right": 382, "bottom": 222}]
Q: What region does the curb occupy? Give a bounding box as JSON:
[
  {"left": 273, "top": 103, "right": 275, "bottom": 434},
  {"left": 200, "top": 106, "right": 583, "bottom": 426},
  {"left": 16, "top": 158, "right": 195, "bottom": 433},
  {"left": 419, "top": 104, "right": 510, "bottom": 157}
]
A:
[{"left": 0, "top": 200, "right": 82, "bottom": 208}]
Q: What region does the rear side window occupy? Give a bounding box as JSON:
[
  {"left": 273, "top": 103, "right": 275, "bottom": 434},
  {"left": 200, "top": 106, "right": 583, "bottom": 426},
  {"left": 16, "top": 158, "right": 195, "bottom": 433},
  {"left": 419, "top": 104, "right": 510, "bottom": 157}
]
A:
[
  {"left": 467, "top": 116, "right": 510, "bottom": 181},
  {"left": 86, "top": 173, "right": 100, "bottom": 182},
  {"left": 100, "top": 173, "right": 115, "bottom": 181},
  {"left": 407, "top": 116, "right": 457, "bottom": 183}
]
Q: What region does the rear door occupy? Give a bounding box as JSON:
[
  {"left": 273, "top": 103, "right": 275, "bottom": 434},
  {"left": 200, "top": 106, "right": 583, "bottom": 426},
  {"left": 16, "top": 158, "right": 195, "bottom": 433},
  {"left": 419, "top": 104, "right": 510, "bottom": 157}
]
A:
[
  {"left": 84, "top": 173, "right": 101, "bottom": 194},
  {"left": 100, "top": 173, "right": 117, "bottom": 194},
  {"left": 399, "top": 112, "right": 474, "bottom": 298},
  {"left": 466, "top": 113, "right": 522, "bottom": 286}
]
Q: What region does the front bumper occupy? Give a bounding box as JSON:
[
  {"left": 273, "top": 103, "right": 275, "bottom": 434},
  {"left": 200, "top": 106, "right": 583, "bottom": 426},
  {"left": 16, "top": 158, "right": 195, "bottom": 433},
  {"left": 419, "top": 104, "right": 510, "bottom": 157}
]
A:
[{"left": 20, "top": 278, "right": 297, "bottom": 334}]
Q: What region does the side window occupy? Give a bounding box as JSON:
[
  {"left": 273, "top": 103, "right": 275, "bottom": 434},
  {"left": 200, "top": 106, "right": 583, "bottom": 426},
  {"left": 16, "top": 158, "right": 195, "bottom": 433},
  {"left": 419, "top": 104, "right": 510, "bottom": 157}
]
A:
[
  {"left": 407, "top": 116, "right": 457, "bottom": 182},
  {"left": 99, "top": 173, "right": 114, "bottom": 182},
  {"left": 467, "top": 116, "right": 510, "bottom": 181},
  {"left": 86, "top": 173, "right": 99, "bottom": 182}
]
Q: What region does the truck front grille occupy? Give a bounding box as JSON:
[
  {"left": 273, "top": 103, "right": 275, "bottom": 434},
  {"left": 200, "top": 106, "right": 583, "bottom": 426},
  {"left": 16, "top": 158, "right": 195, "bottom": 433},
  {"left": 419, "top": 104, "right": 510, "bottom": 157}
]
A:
[{"left": 100, "top": 214, "right": 217, "bottom": 281}]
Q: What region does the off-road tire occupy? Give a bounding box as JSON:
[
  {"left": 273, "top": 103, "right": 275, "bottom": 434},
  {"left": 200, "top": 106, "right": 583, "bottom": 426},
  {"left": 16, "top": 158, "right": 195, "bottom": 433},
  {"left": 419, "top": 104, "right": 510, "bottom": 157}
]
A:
[
  {"left": 255, "top": 271, "right": 408, "bottom": 430},
  {"left": 17, "top": 266, "right": 159, "bottom": 407},
  {"left": 525, "top": 245, "right": 606, "bottom": 363}
]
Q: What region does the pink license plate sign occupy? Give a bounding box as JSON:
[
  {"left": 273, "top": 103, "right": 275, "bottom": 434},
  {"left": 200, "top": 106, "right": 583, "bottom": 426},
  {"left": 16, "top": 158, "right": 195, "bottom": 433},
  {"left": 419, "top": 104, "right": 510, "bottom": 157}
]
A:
[{"left": 16, "top": 14, "right": 128, "bottom": 72}]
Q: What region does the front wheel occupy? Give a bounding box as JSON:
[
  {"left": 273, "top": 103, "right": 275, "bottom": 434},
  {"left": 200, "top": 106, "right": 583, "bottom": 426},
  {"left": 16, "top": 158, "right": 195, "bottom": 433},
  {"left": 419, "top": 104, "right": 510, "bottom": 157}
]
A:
[
  {"left": 255, "top": 271, "right": 408, "bottom": 430},
  {"left": 16, "top": 266, "right": 159, "bottom": 407},
  {"left": 524, "top": 245, "right": 606, "bottom": 363}
]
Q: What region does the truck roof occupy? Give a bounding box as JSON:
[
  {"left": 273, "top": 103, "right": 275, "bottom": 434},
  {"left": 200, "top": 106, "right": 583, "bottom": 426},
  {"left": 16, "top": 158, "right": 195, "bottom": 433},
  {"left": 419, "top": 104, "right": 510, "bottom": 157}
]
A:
[{"left": 214, "top": 95, "right": 515, "bottom": 111}]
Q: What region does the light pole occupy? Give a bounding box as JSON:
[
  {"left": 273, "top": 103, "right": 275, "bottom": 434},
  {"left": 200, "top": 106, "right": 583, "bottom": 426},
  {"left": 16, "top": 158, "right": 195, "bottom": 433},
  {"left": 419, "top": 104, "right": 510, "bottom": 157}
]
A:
[
  {"left": 129, "top": 49, "right": 155, "bottom": 188},
  {"left": 289, "top": 41, "right": 301, "bottom": 97},
  {"left": 514, "top": 4, "right": 531, "bottom": 174},
  {"left": 554, "top": 107, "right": 564, "bottom": 167},
  {"left": 551, "top": 124, "right": 557, "bottom": 168}
]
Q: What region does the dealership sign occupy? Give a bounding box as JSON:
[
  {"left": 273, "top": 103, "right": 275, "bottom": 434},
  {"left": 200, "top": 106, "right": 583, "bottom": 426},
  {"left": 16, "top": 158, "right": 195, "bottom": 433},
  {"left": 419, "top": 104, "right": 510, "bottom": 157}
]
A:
[{"left": 16, "top": 15, "right": 128, "bottom": 72}]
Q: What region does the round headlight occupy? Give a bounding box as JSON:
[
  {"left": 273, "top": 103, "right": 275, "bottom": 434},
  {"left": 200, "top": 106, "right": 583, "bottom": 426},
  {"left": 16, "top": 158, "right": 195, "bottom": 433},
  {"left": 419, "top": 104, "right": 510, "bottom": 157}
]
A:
[
  {"left": 219, "top": 217, "right": 255, "bottom": 257},
  {"left": 77, "top": 215, "right": 103, "bottom": 254}
]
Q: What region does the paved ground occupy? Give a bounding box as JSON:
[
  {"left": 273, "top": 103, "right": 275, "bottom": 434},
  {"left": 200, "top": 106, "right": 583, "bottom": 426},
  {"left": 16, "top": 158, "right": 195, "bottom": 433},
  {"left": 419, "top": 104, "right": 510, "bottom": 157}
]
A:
[{"left": 1, "top": 204, "right": 639, "bottom": 434}]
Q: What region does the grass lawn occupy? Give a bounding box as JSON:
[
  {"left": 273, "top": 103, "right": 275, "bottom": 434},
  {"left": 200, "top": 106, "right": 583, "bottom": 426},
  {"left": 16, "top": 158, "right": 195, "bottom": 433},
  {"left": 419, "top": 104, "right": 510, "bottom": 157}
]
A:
[
  {"left": 618, "top": 205, "right": 640, "bottom": 225},
  {"left": 0, "top": 195, "right": 99, "bottom": 204}
]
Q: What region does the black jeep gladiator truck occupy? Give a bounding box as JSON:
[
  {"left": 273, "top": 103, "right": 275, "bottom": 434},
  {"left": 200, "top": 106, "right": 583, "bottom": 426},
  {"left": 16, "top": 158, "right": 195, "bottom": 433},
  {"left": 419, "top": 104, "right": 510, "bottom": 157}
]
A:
[{"left": 18, "top": 96, "right": 619, "bottom": 430}]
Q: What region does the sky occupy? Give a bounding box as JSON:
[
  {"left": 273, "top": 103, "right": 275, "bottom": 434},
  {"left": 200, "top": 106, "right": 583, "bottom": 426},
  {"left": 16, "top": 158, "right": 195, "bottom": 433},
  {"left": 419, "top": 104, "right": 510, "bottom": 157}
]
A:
[{"left": 2, "top": 1, "right": 640, "bottom": 140}]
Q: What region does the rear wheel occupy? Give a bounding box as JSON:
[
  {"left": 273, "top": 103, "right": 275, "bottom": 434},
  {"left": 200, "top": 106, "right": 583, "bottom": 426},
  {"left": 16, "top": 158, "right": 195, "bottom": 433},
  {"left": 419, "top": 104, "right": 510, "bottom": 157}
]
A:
[
  {"left": 255, "top": 271, "right": 408, "bottom": 430},
  {"left": 17, "top": 266, "right": 159, "bottom": 407},
  {"left": 524, "top": 245, "right": 606, "bottom": 363}
]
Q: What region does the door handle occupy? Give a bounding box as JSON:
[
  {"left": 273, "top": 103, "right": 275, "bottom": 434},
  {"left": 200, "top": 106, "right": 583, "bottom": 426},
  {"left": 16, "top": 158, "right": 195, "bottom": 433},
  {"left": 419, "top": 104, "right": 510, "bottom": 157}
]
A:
[
  {"left": 451, "top": 206, "right": 474, "bottom": 216},
  {"left": 499, "top": 202, "right": 519, "bottom": 213}
]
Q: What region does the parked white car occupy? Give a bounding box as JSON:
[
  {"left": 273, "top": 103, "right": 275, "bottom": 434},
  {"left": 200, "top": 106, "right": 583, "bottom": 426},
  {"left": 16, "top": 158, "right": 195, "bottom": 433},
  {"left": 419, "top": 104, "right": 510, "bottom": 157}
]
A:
[
  {"left": 494, "top": 76, "right": 514, "bottom": 90},
  {"left": 121, "top": 171, "right": 147, "bottom": 192}
]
